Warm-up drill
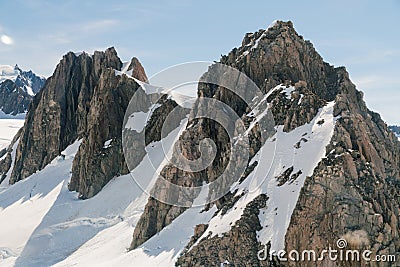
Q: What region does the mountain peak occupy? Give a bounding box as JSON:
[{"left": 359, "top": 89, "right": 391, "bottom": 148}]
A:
[
  {"left": 241, "top": 20, "right": 296, "bottom": 45},
  {"left": 14, "top": 64, "right": 21, "bottom": 72},
  {"left": 0, "top": 64, "right": 45, "bottom": 97}
]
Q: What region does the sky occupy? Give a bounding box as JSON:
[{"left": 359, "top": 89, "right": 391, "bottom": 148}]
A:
[{"left": 0, "top": 0, "right": 399, "bottom": 124}]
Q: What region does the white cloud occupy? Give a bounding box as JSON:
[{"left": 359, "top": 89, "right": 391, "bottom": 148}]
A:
[
  {"left": 352, "top": 74, "right": 400, "bottom": 90},
  {"left": 82, "top": 19, "right": 119, "bottom": 32},
  {"left": 44, "top": 33, "right": 71, "bottom": 44},
  {"left": 352, "top": 75, "right": 380, "bottom": 88},
  {"left": 1, "top": 35, "right": 14, "bottom": 45}
]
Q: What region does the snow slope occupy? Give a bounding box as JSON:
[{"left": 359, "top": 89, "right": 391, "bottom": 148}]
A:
[
  {"left": 0, "top": 113, "right": 188, "bottom": 266},
  {"left": 56, "top": 185, "right": 217, "bottom": 267}
]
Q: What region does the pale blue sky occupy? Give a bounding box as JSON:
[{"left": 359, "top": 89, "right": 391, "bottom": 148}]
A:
[{"left": 0, "top": 0, "right": 399, "bottom": 123}]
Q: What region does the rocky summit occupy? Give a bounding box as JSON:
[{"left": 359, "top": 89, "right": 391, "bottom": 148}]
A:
[
  {"left": 130, "top": 21, "right": 400, "bottom": 267},
  {"left": 0, "top": 20, "right": 398, "bottom": 267}
]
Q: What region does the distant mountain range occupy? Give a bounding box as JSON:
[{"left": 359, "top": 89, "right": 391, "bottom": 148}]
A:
[
  {"left": 0, "top": 65, "right": 46, "bottom": 117},
  {"left": 389, "top": 125, "right": 400, "bottom": 140}
]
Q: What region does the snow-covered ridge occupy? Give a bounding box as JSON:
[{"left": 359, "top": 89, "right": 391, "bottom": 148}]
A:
[{"left": 0, "top": 64, "right": 45, "bottom": 96}]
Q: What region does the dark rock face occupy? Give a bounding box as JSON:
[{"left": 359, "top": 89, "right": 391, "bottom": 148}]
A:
[
  {"left": 69, "top": 59, "right": 189, "bottom": 198},
  {"left": 8, "top": 48, "right": 140, "bottom": 196},
  {"left": 68, "top": 70, "right": 140, "bottom": 198},
  {"left": 129, "top": 21, "right": 400, "bottom": 266},
  {"left": 4, "top": 46, "right": 190, "bottom": 200},
  {"left": 10, "top": 49, "right": 118, "bottom": 184}
]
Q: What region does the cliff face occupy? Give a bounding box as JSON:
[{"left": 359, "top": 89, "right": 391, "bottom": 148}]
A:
[
  {"left": 285, "top": 71, "right": 400, "bottom": 267},
  {"left": 129, "top": 21, "right": 400, "bottom": 266},
  {"left": 4, "top": 48, "right": 153, "bottom": 200},
  {"left": 9, "top": 48, "right": 122, "bottom": 184},
  {"left": 68, "top": 69, "right": 140, "bottom": 198},
  {"left": 1, "top": 46, "right": 192, "bottom": 200}
]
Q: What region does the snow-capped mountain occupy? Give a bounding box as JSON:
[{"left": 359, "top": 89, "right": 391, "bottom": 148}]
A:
[
  {"left": 0, "top": 21, "right": 399, "bottom": 267},
  {"left": 0, "top": 65, "right": 45, "bottom": 96},
  {"left": 0, "top": 65, "right": 45, "bottom": 117}
]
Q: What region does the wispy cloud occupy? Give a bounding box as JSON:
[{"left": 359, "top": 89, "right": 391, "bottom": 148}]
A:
[
  {"left": 353, "top": 74, "right": 400, "bottom": 90},
  {"left": 352, "top": 75, "right": 380, "bottom": 88},
  {"left": 43, "top": 32, "right": 71, "bottom": 44},
  {"left": 346, "top": 49, "right": 400, "bottom": 65},
  {"left": 81, "top": 19, "right": 119, "bottom": 32}
]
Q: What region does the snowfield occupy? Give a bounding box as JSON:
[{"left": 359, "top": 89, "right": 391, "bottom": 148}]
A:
[{"left": 0, "top": 119, "right": 24, "bottom": 151}]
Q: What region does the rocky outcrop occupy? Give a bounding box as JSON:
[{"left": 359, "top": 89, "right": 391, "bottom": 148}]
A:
[
  {"left": 9, "top": 48, "right": 120, "bottom": 184},
  {"left": 0, "top": 129, "right": 22, "bottom": 184},
  {"left": 126, "top": 57, "right": 148, "bottom": 83},
  {"left": 7, "top": 48, "right": 141, "bottom": 195},
  {"left": 285, "top": 70, "right": 400, "bottom": 267},
  {"left": 68, "top": 57, "right": 190, "bottom": 199},
  {"left": 130, "top": 20, "right": 339, "bottom": 251},
  {"left": 68, "top": 69, "right": 140, "bottom": 198},
  {"left": 176, "top": 194, "right": 281, "bottom": 267},
  {"left": 3, "top": 46, "right": 191, "bottom": 200},
  {"left": 129, "top": 21, "right": 400, "bottom": 267}
]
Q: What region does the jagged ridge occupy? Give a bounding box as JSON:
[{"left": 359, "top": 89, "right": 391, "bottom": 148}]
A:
[{"left": 129, "top": 21, "right": 400, "bottom": 267}]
